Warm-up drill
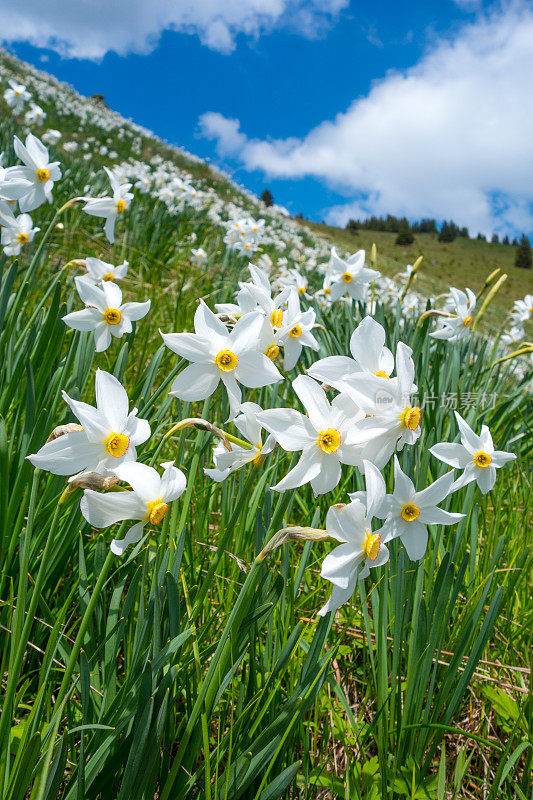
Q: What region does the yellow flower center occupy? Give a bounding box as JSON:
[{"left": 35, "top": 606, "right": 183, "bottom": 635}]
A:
[
  {"left": 116, "top": 199, "right": 126, "bottom": 212},
  {"left": 104, "top": 432, "right": 129, "bottom": 458},
  {"left": 252, "top": 447, "right": 264, "bottom": 466},
  {"left": 401, "top": 503, "right": 420, "bottom": 522},
  {"left": 289, "top": 324, "right": 302, "bottom": 338},
  {"left": 363, "top": 530, "right": 381, "bottom": 561},
  {"left": 265, "top": 344, "right": 279, "bottom": 360},
  {"left": 463, "top": 315, "right": 473, "bottom": 327},
  {"left": 374, "top": 370, "right": 389, "bottom": 379},
  {"left": 36, "top": 168, "right": 50, "bottom": 182},
  {"left": 215, "top": 349, "right": 238, "bottom": 371},
  {"left": 270, "top": 309, "right": 283, "bottom": 327},
  {"left": 342, "top": 272, "right": 353, "bottom": 283},
  {"left": 146, "top": 498, "right": 169, "bottom": 524},
  {"left": 324, "top": 287, "right": 331, "bottom": 295},
  {"left": 399, "top": 406, "right": 421, "bottom": 431},
  {"left": 317, "top": 428, "right": 341, "bottom": 454},
  {"left": 16, "top": 232, "right": 29, "bottom": 244},
  {"left": 298, "top": 286, "right": 306, "bottom": 295},
  {"left": 102, "top": 272, "right": 114, "bottom": 281},
  {"left": 103, "top": 307, "right": 122, "bottom": 325},
  {"left": 474, "top": 451, "right": 492, "bottom": 468}
]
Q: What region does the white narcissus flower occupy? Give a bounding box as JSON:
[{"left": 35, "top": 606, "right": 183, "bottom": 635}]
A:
[
  {"left": 318, "top": 461, "right": 389, "bottom": 616},
  {"left": 501, "top": 326, "right": 525, "bottom": 346},
  {"left": 204, "top": 402, "right": 276, "bottom": 482},
  {"left": 308, "top": 316, "right": 393, "bottom": 392},
  {"left": 327, "top": 247, "right": 380, "bottom": 303},
  {"left": 62, "top": 278, "right": 150, "bottom": 352},
  {"left": 11, "top": 133, "right": 62, "bottom": 212},
  {"left": 191, "top": 248, "right": 207, "bottom": 265},
  {"left": 160, "top": 301, "right": 283, "bottom": 421},
  {"left": 0, "top": 203, "right": 40, "bottom": 256},
  {"left": 3, "top": 80, "right": 31, "bottom": 112},
  {"left": 429, "top": 412, "right": 516, "bottom": 495},
  {"left": 430, "top": 288, "right": 476, "bottom": 343},
  {"left": 81, "top": 461, "right": 186, "bottom": 555},
  {"left": 275, "top": 289, "right": 319, "bottom": 370},
  {"left": 344, "top": 342, "right": 420, "bottom": 469},
  {"left": 27, "top": 369, "right": 150, "bottom": 478},
  {"left": 510, "top": 294, "right": 533, "bottom": 324},
  {"left": 380, "top": 456, "right": 464, "bottom": 560},
  {"left": 0, "top": 153, "right": 32, "bottom": 202},
  {"left": 82, "top": 167, "right": 134, "bottom": 244},
  {"left": 78, "top": 257, "right": 129, "bottom": 285},
  {"left": 25, "top": 104, "right": 46, "bottom": 126},
  {"left": 258, "top": 375, "right": 364, "bottom": 496}
]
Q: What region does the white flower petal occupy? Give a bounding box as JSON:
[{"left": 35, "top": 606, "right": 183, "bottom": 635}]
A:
[
  {"left": 80, "top": 489, "right": 145, "bottom": 527},
  {"left": 170, "top": 363, "right": 220, "bottom": 401}
]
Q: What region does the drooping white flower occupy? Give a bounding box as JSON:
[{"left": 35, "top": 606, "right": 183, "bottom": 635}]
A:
[
  {"left": 258, "top": 375, "right": 364, "bottom": 495},
  {"left": 0, "top": 203, "right": 40, "bottom": 256},
  {"left": 430, "top": 288, "right": 476, "bottom": 343},
  {"left": 160, "top": 301, "right": 283, "bottom": 421},
  {"left": 81, "top": 461, "right": 186, "bottom": 555},
  {"left": 82, "top": 167, "right": 134, "bottom": 244},
  {"left": 429, "top": 412, "right": 516, "bottom": 495},
  {"left": 318, "top": 461, "right": 389, "bottom": 616},
  {"left": 11, "top": 133, "right": 62, "bottom": 212},
  {"left": 379, "top": 456, "right": 464, "bottom": 560},
  {"left": 308, "top": 316, "right": 393, "bottom": 392},
  {"left": 326, "top": 247, "right": 380, "bottom": 303},
  {"left": 27, "top": 369, "right": 150, "bottom": 478},
  {"left": 3, "top": 79, "right": 31, "bottom": 112},
  {"left": 78, "top": 257, "right": 129, "bottom": 286},
  {"left": 510, "top": 294, "right": 533, "bottom": 324},
  {"left": 344, "top": 342, "right": 421, "bottom": 469},
  {"left": 62, "top": 278, "right": 150, "bottom": 352},
  {"left": 204, "top": 402, "right": 276, "bottom": 482}
]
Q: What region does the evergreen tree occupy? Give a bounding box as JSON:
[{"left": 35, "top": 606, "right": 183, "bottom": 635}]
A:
[
  {"left": 438, "top": 221, "right": 456, "bottom": 243},
  {"left": 260, "top": 189, "right": 274, "bottom": 207},
  {"left": 477, "top": 233, "right": 486, "bottom": 241},
  {"left": 491, "top": 233, "right": 499, "bottom": 244},
  {"left": 503, "top": 235, "right": 510, "bottom": 245},
  {"left": 395, "top": 221, "right": 414, "bottom": 245},
  {"left": 346, "top": 219, "right": 358, "bottom": 234},
  {"left": 515, "top": 235, "right": 532, "bottom": 269}
]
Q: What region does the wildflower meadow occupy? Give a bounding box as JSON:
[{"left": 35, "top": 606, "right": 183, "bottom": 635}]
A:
[{"left": 0, "top": 50, "right": 531, "bottom": 799}]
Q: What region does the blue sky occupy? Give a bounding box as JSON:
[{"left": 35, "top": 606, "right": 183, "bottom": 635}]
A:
[{"left": 2, "top": 0, "right": 533, "bottom": 236}]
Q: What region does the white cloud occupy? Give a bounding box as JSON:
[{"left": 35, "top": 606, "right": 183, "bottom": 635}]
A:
[
  {"left": 199, "top": 5, "right": 533, "bottom": 235},
  {"left": 0, "top": 0, "right": 347, "bottom": 59}
]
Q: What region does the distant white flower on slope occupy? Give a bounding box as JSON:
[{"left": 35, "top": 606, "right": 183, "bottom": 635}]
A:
[
  {"left": 308, "top": 316, "right": 394, "bottom": 391},
  {"left": 25, "top": 103, "right": 46, "bottom": 126},
  {"left": 318, "top": 461, "right": 389, "bottom": 616},
  {"left": 3, "top": 79, "right": 31, "bottom": 112},
  {"left": 160, "top": 301, "right": 283, "bottom": 421},
  {"left": 42, "top": 130, "right": 62, "bottom": 146},
  {"left": 430, "top": 288, "right": 476, "bottom": 343},
  {"left": 83, "top": 167, "right": 134, "bottom": 244},
  {"left": 327, "top": 247, "right": 380, "bottom": 303},
  {"left": 11, "top": 133, "right": 62, "bottom": 212},
  {"left": 430, "top": 412, "right": 516, "bottom": 494},
  {"left": 62, "top": 278, "right": 150, "bottom": 352},
  {"left": 191, "top": 248, "right": 207, "bottom": 266},
  {"left": 511, "top": 294, "right": 533, "bottom": 324},
  {"left": 0, "top": 203, "right": 40, "bottom": 256},
  {"left": 501, "top": 325, "right": 525, "bottom": 346},
  {"left": 81, "top": 461, "right": 186, "bottom": 555},
  {"left": 379, "top": 456, "right": 464, "bottom": 560},
  {"left": 28, "top": 369, "right": 150, "bottom": 478},
  {"left": 78, "top": 257, "right": 129, "bottom": 285},
  {"left": 204, "top": 402, "right": 276, "bottom": 482},
  {"left": 258, "top": 375, "right": 364, "bottom": 496}
]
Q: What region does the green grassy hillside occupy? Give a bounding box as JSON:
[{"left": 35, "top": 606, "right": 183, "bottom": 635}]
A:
[{"left": 0, "top": 47, "right": 531, "bottom": 800}]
